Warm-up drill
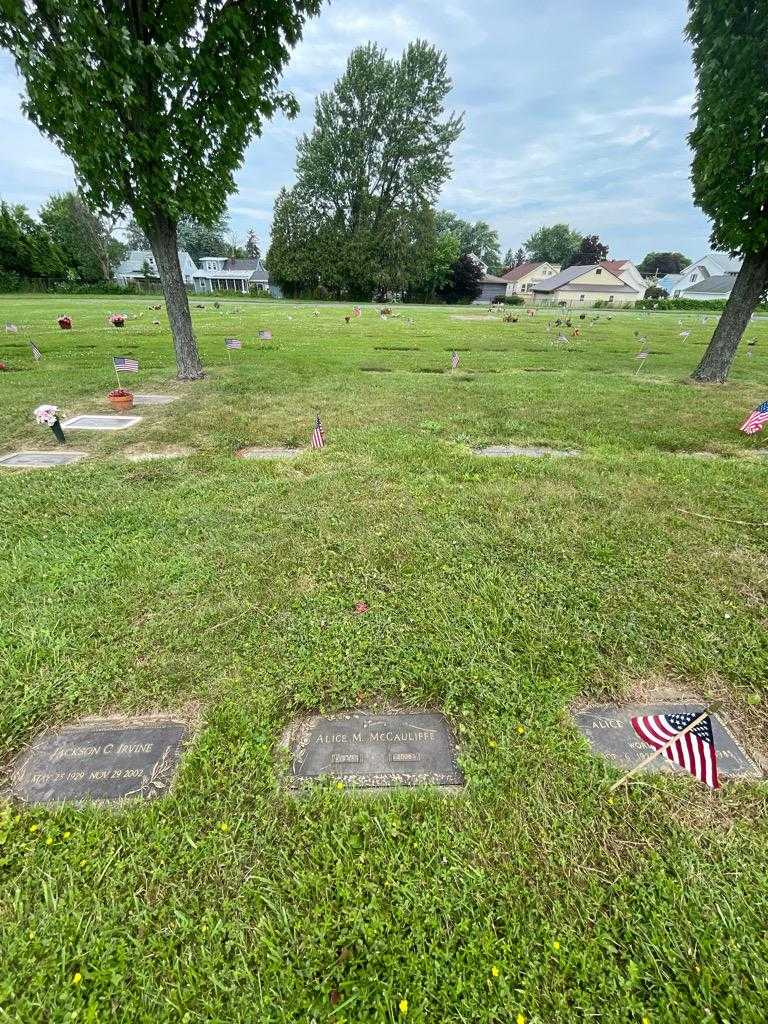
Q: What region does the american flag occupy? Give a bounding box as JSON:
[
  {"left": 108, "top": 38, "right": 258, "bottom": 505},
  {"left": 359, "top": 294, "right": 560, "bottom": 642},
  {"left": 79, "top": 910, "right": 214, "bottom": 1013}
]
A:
[
  {"left": 29, "top": 340, "right": 42, "bottom": 362},
  {"left": 225, "top": 338, "right": 242, "bottom": 350},
  {"left": 5, "top": 323, "right": 18, "bottom": 333},
  {"left": 353, "top": 306, "right": 361, "bottom": 318},
  {"left": 636, "top": 348, "right": 650, "bottom": 360},
  {"left": 740, "top": 400, "right": 768, "bottom": 435},
  {"left": 631, "top": 710, "right": 719, "bottom": 789},
  {"left": 258, "top": 330, "right": 272, "bottom": 340},
  {"left": 311, "top": 414, "right": 325, "bottom": 449},
  {"left": 113, "top": 356, "right": 139, "bottom": 372},
  {"left": 679, "top": 331, "right": 690, "bottom": 339},
  {"left": 451, "top": 351, "right": 459, "bottom": 370}
]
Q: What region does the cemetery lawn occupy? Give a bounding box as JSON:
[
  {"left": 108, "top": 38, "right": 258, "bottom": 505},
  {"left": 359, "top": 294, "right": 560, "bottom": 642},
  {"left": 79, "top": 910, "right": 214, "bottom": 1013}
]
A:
[{"left": 2, "top": 295, "right": 768, "bottom": 1024}]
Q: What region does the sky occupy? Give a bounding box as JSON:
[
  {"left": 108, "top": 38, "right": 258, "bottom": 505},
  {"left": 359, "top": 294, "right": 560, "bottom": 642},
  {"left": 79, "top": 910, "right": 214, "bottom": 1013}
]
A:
[{"left": 0, "top": 0, "right": 712, "bottom": 263}]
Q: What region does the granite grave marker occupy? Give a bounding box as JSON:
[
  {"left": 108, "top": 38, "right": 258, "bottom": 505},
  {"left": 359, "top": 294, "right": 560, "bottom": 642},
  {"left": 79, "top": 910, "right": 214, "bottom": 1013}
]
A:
[
  {"left": 475, "top": 445, "right": 579, "bottom": 458},
  {"left": 11, "top": 717, "right": 187, "bottom": 804},
  {"left": 286, "top": 710, "right": 463, "bottom": 789},
  {"left": 573, "top": 704, "right": 760, "bottom": 780},
  {"left": 0, "top": 450, "right": 89, "bottom": 469},
  {"left": 60, "top": 414, "right": 143, "bottom": 431},
  {"left": 238, "top": 446, "right": 302, "bottom": 459},
  {"left": 131, "top": 394, "right": 179, "bottom": 406}
]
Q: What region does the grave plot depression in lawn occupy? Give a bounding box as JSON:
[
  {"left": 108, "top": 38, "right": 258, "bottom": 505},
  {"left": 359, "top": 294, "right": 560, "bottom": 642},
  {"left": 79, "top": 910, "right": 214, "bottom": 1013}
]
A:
[
  {"left": 286, "top": 710, "right": 463, "bottom": 789},
  {"left": 0, "top": 450, "right": 89, "bottom": 468},
  {"left": 60, "top": 415, "right": 143, "bottom": 430},
  {"left": 11, "top": 717, "right": 188, "bottom": 804},
  {"left": 573, "top": 704, "right": 761, "bottom": 780}
]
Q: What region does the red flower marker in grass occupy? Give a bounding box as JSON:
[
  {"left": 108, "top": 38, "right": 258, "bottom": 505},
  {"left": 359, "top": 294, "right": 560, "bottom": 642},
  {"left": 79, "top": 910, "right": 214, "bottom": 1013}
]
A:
[
  {"left": 354, "top": 601, "right": 369, "bottom": 614},
  {"left": 57, "top": 315, "right": 72, "bottom": 330}
]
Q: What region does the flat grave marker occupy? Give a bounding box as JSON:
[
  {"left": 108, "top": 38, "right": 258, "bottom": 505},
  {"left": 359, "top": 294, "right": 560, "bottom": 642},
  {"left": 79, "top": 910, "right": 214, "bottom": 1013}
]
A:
[
  {"left": 60, "top": 414, "right": 143, "bottom": 431},
  {"left": 0, "top": 450, "right": 89, "bottom": 469},
  {"left": 475, "top": 445, "right": 579, "bottom": 458},
  {"left": 286, "top": 710, "right": 463, "bottom": 789},
  {"left": 11, "top": 717, "right": 188, "bottom": 804},
  {"left": 573, "top": 703, "right": 760, "bottom": 780},
  {"left": 238, "top": 446, "right": 302, "bottom": 460},
  {"left": 124, "top": 447, "right": 192, "bottom": 462},
  {"left": 131, "top": 394, "right": 179, "bottom": 406}
]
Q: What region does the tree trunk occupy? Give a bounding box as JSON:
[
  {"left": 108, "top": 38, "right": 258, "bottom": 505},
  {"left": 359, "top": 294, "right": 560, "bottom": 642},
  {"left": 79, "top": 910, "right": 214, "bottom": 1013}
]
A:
[
  {"left": 147, "top": 212, "right": 204, "bottom": 380},
  {"left": 691, "top": 250, "right": 768, "bottom": 383}
]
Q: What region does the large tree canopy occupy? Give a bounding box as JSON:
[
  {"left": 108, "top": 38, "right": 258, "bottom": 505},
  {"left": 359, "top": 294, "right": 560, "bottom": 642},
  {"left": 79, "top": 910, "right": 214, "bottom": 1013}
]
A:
[
  {"left": 687, "top": 0, "right": 768, "bottom": 383},
  {"left": 0, "top": 200, "right": 67, "bottom": 281},
  {"left": 267, "top": 41, "right": 463, "bottom": 299},
  {"left": 0, "top": 0, "right": 320, "bottom": 377},
  {"left": 524, "top": 224, "right": 582, "bottom": 266}
]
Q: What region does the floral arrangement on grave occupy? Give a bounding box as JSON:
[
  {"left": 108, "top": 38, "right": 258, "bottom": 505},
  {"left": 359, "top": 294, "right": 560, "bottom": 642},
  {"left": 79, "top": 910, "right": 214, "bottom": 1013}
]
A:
[
  {"left": 0, "top": 361, "right": 8, "bottom": 372},
  {"left": 107, "top": 387, "right": 134, "bottom": 412},
  {"left": 109, "top": 313, "right": 126, "bottom": 328},
  {"left": 57, "top": 315, "right": 72, "bottom": 330},
  {"left": 379, "top": 307, "right": 392, "bottom": 317},
  {"left": 34, "top": 403, "right": 66, "bottom": 443}
]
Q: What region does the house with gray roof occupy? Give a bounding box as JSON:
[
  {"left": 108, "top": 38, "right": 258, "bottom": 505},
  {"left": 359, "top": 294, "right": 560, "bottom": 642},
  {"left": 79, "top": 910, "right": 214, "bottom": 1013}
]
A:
[
  {"left": 681, "top": 275, "right": 736, "bottom": 301},
  {"left": 666, "top": 252, "right": 742, "bottom": 298},
  {"left": 530, "top": 264, "right": 636, "bottom": 307},
  {"left": 473, "top": 273, "right": 510, "bottom": 304},
  {"left": 192, "top": 256, "right": 270, "bottom": 294},
  {"left": 115, "top": 250, "right": 198, "bottom": 287}
]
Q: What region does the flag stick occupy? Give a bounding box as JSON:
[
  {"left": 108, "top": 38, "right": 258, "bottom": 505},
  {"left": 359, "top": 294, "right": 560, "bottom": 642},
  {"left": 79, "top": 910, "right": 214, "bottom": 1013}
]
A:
[
  {"left": 227, "top": 348, "right": 232, "bottom": 367},
  {"left": 634, "top": 358, "right": 647, "bottom": 376},
  {"left": 609, "top": 702, "right": 721, "bottom": 792},
  {"left": 114, "top": 363, "right": 122, "bottom": 388}
]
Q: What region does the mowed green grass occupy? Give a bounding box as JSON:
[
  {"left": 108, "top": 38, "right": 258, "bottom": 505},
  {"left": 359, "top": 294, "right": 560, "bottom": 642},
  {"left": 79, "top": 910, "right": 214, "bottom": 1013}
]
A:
[{"left": 1, "top": 295, "right": 767, "bottom": 1023}]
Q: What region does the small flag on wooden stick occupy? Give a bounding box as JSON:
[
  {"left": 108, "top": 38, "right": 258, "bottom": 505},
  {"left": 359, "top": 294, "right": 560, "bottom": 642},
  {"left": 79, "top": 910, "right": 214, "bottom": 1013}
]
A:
[
  {"left": 5, "top": 323, "right": 18, "bottom": 333},
  {"left": 258, "top": 330, "right": 272, "bottom": 340},
  {"left": 450, "top": 351, "right": 459, "bottom": 370},
  {"left": 29, "top": 340, "right": 42, "bottom": 363},
  {"left": 225, "top": 338, "right": 242, "bottom": 349},
  {"left": 311, "top": 413, "right": 325, "bottom": 449},
  {"left": 629, "top": 709, "right": 720, "bottom": 789}
]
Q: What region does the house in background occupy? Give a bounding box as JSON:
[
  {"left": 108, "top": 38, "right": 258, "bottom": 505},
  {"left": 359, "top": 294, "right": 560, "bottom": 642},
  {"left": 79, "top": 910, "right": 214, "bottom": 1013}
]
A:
[
  {"left": 473, "top": 273, "right": 510, "bottom": 304},
  {"left": 599, "top": 260, "right": 646, "bottom": 299},
  {"left": 501, "top": 261, "right": 561, "bottom": 296},
  {"left": 192, "top": 256, "right": 270, "bottom": 294},
  {"left": 682, "top": 275, "right": 736, "bottom": 301},
  {"left": 530, "top": 264, "right": 636, "bottom": 307},
  {"left": 660, "top": 252, "right": 742, "bottom": 298},
  {"left": 114, "top": 250, "right": 198, "bottom": 288}
]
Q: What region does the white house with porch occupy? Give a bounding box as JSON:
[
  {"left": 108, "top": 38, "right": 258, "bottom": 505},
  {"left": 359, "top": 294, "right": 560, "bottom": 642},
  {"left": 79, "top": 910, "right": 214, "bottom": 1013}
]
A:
[{"left": 192, "top": 257, "right": 269, "bottom": 294}]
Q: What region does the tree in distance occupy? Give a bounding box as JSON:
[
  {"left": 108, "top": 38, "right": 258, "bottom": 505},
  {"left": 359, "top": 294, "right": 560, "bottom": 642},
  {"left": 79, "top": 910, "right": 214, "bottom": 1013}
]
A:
[
  {"left": 525, "top": 224, "right": 582, "bottom": 266},
  {"left": 686, "top": 0, "right": 768, "bottom": 382},
  {"left": 40, "top": 192, "right": 125, "bottom": 282},
  {"left": 268, "top": 42, "right": 463, "bottom": 300},
  {"left": 638, "top": 252, "right": 691, "bottom": 277},
  {"left": 435, "top": 211, "right": 502, "bottom": 274},
  {"left": 564, "top": 234, "right": 609, "bottom": 268},
  {"left": 0, "top": 0, "right": 320, "bottom": 378}
]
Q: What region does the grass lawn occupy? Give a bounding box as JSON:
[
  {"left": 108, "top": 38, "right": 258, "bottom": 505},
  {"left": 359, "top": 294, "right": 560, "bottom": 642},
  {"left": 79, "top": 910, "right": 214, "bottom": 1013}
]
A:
[{"left": 1, "top": 295, "right": 767, "bottom": 1023}]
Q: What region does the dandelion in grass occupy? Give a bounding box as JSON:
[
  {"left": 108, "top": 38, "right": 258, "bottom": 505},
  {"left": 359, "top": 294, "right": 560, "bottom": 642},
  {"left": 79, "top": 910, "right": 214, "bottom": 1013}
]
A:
[
  {"left": 516, "top": 1015, "right": 526, "bottom": 1024},
  {"left": 45, "top": 836, "right": 53, "bottom": 846},
  {"left": 218, "top": 822, "right": 229, "bottom": 832},
  {"left": 72, "top": 973, "right": 82, "bottom": 986},
  {"left": 399, "top": 999, "right": 408, "bottom": 1015},
  {"left": 336, "top": 781, "right": 344, "bottom": 790},
  {"left": 29, "top": 824, "right": 39, "bottom": 833},
  {"left": 488, "top": 739, "right": 497, "bottom": 749},
  {"left": 553, "top": 941, "right": 561, "bottom": 951},
  {"left": 491, "top": 965, "right": 500, "bottom": 978},
  {"left": 517, "top": 726, "right": 525, "bottom": 735}
]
